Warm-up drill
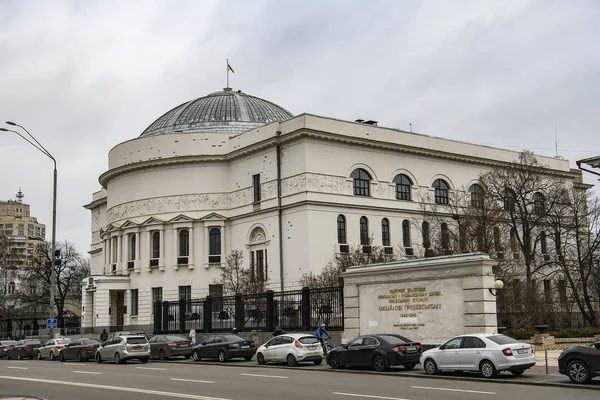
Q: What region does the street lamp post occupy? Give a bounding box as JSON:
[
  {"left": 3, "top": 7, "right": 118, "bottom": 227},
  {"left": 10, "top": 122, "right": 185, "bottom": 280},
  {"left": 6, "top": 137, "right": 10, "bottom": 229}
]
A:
[{"left": 1, "top": 122, "right": 57, "bottom": 338}]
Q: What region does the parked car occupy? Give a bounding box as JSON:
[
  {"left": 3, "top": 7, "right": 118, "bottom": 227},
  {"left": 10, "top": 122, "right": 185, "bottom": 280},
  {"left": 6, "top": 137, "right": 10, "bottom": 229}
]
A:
[
  {"left": 191, "top": 334, "right": 256, "bottom": 362},
  {"left": 58, "top": 339, "right": 102, "bottom": 362},
  {"left": 420, "top": 333, "right": 535, "bottom": 378},
  {"left": 558, "top": 341, "right": 600, "bottom": 384},
  {"left": 326, "top": 334, "right": 422, "bottom": 372},
  {"left": 5, "top": 339, "right": 42, "bottom": 360},
  {"left": 37, "top": 338, "right": 72, "bottom": 360},
  {"left": 149, "top": 335, "right": 192, "bottom": 360},
  {"left": 109, "top": 331, "right": 149, "bottom": 340},
  {"left": 256, "top": 333, "right": 323, "bottom": 366},
  {"left": 0, "top": 341, "right": 17, "bottom": 359},
  {"left": 96, "top": 334, "right": 150, "bottom": 364}
]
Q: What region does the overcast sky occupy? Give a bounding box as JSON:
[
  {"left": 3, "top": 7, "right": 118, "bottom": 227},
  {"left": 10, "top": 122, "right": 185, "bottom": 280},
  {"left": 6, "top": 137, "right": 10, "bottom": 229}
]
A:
[{"left": 1, "top": 0, "right": 599, "bottom": 255}]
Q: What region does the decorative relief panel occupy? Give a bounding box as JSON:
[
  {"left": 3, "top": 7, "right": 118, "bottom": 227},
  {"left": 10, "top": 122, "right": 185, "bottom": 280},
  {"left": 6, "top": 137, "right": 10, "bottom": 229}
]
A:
[
  {"left": 306, "top": 174, "right": 351, "bottom": 195},
  {"left": 262, "top": 181, "right": 278, "bottom": 200},
  {"left": 372, "top": 182, "right": 394, "bottom": 199},
  {"left": 250, "top": 227, "right": 266, "bottom": 243},
  {"left": 92, "top": 230, "right": 101, "bottom": 245},
  {"left": 230, "top": 188, "right": 252, "bottom": 208},
  {"left": 281, "top": 175, "right": 307, "bottom": 197},
  {"left": 107, "top": 193, "right": 229, "bottom": 223}
]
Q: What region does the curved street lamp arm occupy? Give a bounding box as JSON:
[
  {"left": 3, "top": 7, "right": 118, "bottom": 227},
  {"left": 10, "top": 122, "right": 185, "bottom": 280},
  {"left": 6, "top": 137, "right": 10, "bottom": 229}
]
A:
[
  {"left": 11, "top": 123, "right": 55, "bottom": 164},
  {"left": 0, "top": 128, "right": 52, "bottom": 160}
]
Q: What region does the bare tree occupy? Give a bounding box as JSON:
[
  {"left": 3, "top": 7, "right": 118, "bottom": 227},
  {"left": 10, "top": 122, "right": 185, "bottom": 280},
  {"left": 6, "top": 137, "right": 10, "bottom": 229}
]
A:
[
  {"left": 0, "top": 237, "right": 19, "bottom": 334},
  {"left": 218, "top": 250, "right": 268, "bottom": 295},
  {"left": 18, "top": 240, "right": 90, "bottom": 331}
]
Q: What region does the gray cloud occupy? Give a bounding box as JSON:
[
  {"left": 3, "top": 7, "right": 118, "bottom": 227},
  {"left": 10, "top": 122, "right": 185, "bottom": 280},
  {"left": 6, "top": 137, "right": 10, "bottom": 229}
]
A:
[{"left": 1, "top": 0, "right": 598, "bottom": 254}]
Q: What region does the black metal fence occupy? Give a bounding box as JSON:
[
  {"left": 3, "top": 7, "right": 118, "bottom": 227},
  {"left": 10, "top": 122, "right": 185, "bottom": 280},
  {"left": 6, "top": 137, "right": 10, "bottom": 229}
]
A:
[{"left": 153, "top": 286, "right": 344, "bottom": 334}]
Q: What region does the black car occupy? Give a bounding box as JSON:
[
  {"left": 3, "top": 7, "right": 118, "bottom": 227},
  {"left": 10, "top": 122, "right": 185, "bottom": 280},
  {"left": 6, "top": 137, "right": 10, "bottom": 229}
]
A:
[
  {"left": 191, "top": 334, "right": 256, "bottom": 362},
  {"left": 149, "top": 335, "right": 193, "bottom": 360},
  {"left": 326, "top": 334, "right": 422, "bottom": 372},
  {"left": 5, "top": 339, "right": 42, "bottom": 360},
  {"left": 0, "top": 341, "right": 17, "bottom": 359},
  {"left": 58, "top": 339, "right": 102, "bottom": 362},
  {"left": 558, "top": 341, "right": 600, "bottom": 384}
]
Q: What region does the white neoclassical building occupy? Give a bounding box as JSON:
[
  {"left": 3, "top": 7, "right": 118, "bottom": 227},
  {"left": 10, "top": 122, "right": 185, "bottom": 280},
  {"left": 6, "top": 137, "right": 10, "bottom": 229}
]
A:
[{"left": 82, "top": 87, "right": 581, "bottom": 332}]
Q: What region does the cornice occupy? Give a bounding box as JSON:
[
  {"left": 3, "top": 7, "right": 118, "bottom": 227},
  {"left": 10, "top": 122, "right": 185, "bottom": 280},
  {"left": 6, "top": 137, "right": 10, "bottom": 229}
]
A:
[{"left": 83, "top": 197, "right": 107, "bottom": 210}]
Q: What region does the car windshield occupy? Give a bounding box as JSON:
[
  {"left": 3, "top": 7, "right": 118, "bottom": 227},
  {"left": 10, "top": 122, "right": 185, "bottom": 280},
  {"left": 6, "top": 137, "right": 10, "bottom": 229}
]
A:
[
  {"left": 166, "top": 335, "right": 188, "bottom": 342},
  {"left": 56, "top": 339, "right": 70, "bottom": 344},
  {"left": 487, "top": 335, "right": 519, "bottom": 345},
  {"left": 25, "top": 340, "right": 41, "bottom": 345},
  {"left": 298, "top": 336, "right": 320, "bottom": 344},
  {"left": 222, "top": 335, "right": 245, "bottom": 342},
  {"left": 126, "top": 337, "right": 147, "bottom": 344},
  {"left": 1, "top": 341, "right": 16, "bottom": 345},
  {"left": 378, "top": 335, "right": 413, "bottom": 344}
]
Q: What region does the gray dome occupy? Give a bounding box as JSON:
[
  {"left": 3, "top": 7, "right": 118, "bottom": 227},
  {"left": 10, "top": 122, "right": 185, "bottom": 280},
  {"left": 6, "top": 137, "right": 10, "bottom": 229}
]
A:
[{"left": 140, "top": 88, "right": 293, "bottom": 137}]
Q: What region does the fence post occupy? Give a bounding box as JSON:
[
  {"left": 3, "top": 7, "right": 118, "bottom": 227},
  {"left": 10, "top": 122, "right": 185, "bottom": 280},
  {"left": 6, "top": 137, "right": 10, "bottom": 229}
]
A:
[
  {"left": 179, "top": 301, "right": 186, "bottom": 333},
  {"left": 153, "top": 301, "right": 162, "bottom": 334},
  {"left": 162, "top": 301, "right": 169, "bottom": 333},
  {"left": 302, "top": 286, "right": 311, "bottom": 331},
  {"left": 266, "top": 290, "right": 274, "bottom": 332},
  {"left": 204, "top": 296, "right": 212, "bottom": 333},
  {"left": 235, "top": 294, "right": 244, "bottom": 331}
]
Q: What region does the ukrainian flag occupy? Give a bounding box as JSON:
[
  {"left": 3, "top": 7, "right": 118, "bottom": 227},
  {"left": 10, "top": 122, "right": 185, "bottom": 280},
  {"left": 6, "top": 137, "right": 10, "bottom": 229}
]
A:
[{"left": 227, "top": 63, "right": 235, "bottom": 73}]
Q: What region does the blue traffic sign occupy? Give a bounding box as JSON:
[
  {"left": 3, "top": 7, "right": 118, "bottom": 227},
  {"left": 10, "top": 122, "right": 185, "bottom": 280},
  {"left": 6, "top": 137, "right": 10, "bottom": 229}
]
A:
[{"left": 47, "top": 319, "right": 57, "bottom": 329}]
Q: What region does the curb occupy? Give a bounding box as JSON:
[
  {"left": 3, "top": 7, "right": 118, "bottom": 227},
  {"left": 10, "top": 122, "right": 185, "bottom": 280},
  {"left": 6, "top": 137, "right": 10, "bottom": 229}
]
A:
[{"left": 157, "top": 359, "right": 599, "bottom": 391}]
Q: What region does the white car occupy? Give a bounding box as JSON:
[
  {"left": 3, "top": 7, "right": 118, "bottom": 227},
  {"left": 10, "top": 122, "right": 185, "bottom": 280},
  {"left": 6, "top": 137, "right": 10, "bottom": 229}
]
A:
[
  {"left": 37, "top": 338, "right": 72, "bottom": 361},
  {"left": 257, "top": 333, "right": 323, "bottom": 366},
  {"left": 420, "top": 333, "right": 536, "bottom": 378}
]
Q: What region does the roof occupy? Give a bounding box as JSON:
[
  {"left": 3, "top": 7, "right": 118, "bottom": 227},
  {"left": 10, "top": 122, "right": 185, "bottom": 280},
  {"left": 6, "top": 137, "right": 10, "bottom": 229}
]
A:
[
  {"left": 140, "top": 87, "right": 293, "bottom": 137},
  {"left": 579, "top": 155, "right": 600, "bottom": 169}
]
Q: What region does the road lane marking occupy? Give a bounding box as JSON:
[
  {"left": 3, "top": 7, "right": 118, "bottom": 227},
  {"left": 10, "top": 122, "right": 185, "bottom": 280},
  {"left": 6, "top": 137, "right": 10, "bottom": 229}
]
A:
[
  {"left": 240, "top": 373, "right": 288, "bottom": 379},
  {"left": 411, "top": 386, "right": 496, "bottom": 395},
  {"left": 73, "top": 371, "right": 102, "bottom": 375},
  {"left": 6, "top": 367, "right": 28, "bottom": 370},
  {"left": 170, "top": 378, "right": 214, "bottom": 384},
  {"left": 0, "top": 376, "right": 231, "bottom": 400},
  {"left": 332, "top": 393, "right": 410, "bottom": 400},
  {"left": 137, "top": 367, "right": 168, "bottom": 371}
]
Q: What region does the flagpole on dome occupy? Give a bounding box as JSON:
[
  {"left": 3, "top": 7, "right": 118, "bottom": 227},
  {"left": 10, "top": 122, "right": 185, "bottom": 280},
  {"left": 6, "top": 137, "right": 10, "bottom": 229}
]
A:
[{"left": 226, "top": 59, "right": 235, "bottom": 91}]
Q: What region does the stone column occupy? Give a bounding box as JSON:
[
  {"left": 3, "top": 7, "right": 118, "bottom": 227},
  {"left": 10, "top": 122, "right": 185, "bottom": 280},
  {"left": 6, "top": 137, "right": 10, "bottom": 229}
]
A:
[
  {"left": 173, "top": 228, "right": 178, "bottom": 269},
  {"left": 342, "top": 283, "right": 360, "bottom": 344},
  {"left": 135, "top": 232, "right": 141, "bottom": 264},
  {"left": 188, "top": 227, "right": 194, "bottom": 269},
  {"left": 117, "top": 234, "right": 122, "bottom": 273},
  {"left": 462, "top": 273, "right": 498, "bottom": 334},
  {"left": 102, "top": 239, "right": 107, "bottom": 274},
  {"left": 204, "top": 226, "right": 209, "bottom": 269},
  {"left": 160, "top": 229, "right": 165, "bottom": 267}
]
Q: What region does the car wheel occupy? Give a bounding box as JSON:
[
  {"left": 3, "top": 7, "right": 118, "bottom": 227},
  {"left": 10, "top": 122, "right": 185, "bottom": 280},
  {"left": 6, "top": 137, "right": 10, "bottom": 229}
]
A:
[
  {"left": 567, "top": 359, "right": 591, "bottom": 384},
  {"left": 372, "top": 355, "right": 386, "bottom": 372},
  {"left": 50, "top": 351, "right": 55, "bottom": 361},
  {"left": 37, "top": 352, "right": 43, "bottom": 360},
  {"left": 423, "top": 358, "right": 439, "bottom": 375},
  {"left": 257, "top": 353, "right": 266, "bottom": 365},
  {"left": 159, "top": 349, "right": 167, "bottom": 361},
  {"left": 313, "top": 358, "right": 323, "bottom": 365},
  {"left": 141, "top": 358, "right": 149, "bottom": 364},
  {"left": 192, "top": 350, "right": 201, "bottom": 362},
  {"left": 243, "top": 356, "right": 252, "bottom": 361},
  {"left": 287, "top": 354, "right": 298, "bottom": 367},
  {"left": 218, "top": 350, "right": 227, "bottom": 363},
  {"left": 96, "top": 353, "right": 103, "bottom": 363},
  {"left": 59, "top": 352, "right": 65, "bottom": 362},
  {"left": 76, "top": 352, "right": 83, "bottom": 363},
  {"left": 403, "top": 364, "right": 416, "bottom": 370},
  {"left": 329, "top": 353, "right": 342, "bottom": 369},
  {"left": 480, "top": 360, "right": 498, "bottom": 379},
  {"left": 510, "top": 369, "right": 524, "bottom": 376},
  {"left": 115, "top": 353, "right": 122, "bottom": 364}
]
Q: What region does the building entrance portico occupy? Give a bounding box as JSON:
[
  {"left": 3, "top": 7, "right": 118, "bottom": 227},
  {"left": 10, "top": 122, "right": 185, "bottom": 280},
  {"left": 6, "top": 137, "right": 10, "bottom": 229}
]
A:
[{"left": 81, "top": 276, "right": 131, "bottom": 334}]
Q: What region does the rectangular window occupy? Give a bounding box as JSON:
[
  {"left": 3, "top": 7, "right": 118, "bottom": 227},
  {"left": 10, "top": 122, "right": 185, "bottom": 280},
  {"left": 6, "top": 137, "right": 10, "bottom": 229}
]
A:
[
  {"left": 256, "top": 250, "right": 265, "bottom": 282},
  {"left": 179, "top": 285, "right": 191, "bottom": 301},
  {"left": 129, "top": 234, "right": 136, "bottom": 261},
  {"left": 152, "top": 287, "right": 163, "bottom": 304},
  {"left": 253, "top": 174, "right": 261, "bottom": 202},
  {"left": 543, "top": 280, "right": 551, "bottom": 301},
  {"left": 130, "top": 289, "right": 139, "bottom": 316},
  {"left": 209, "top": 284, "right": 223, "bottom": 298},
  {"left": 250, "top": 250, "right": 255, "bottom": 281},
  {"left": 152, "top": 231, "right": 160, "bottom": 259}
]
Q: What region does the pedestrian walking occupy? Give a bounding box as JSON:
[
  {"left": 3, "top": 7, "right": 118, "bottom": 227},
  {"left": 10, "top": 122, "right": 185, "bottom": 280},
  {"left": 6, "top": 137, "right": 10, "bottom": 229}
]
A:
[
  {"left": 189, "top": 328, "right": 197, "bottom": 345},
  {"left": 100, "top": 329, "right": 108, "bottom": 342}
]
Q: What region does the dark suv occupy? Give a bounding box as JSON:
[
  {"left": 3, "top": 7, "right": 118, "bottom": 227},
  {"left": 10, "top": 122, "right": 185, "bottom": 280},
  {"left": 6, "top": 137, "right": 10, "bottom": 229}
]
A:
[{"left": 558, "top": 341, "right": 600, "bottom": 384}]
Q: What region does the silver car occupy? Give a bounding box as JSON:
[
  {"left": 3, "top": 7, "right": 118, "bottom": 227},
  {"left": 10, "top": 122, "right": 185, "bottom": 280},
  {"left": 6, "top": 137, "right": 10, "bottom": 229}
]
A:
[
  {"left": 37, "top": 338, "right": 72, "bottom": 361},
  {"left": 95, "top": 335, "right": 150, "bottom": 364},
  {"left": 420, "top": 333, "right": 536, "bottom": 378}
]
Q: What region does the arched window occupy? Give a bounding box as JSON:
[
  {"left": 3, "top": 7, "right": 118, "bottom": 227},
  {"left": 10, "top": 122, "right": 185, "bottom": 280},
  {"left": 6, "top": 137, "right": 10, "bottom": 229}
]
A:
[
  {"left": 381, "top": 218, "right": 390, "bottom": 246},
  {"left": 402, "top": 220, "right": 411, "bottom": 248},
  {"left": 393, "top": 174, "right": 412, "bottom": 201},
  {"left": 209, "top": 228, "right": 221, "bottom": 263},
  {"left": 7, "top": 281, "right": 15, "bottom": 295},
  {"left": 469, "top": 184, "right": 483, "bottom": 208},
  {"left": 533, "top": 192, "right": 546, "bottom": 216},
  {"left": 510, "top": 228, "right": 518, "bottom": 258},
  {"left": 337, "top": 215, "right": 347, "bottom": 244},
  {"left": 493, "top": 227, "right": 503, "bottom": 258},
  {"left": 441, "top": 223, "right": 450, "bottom": 250},
  {"left": 129, "top": 234, "right": 136, "bottom": 261},
  {"left": 359, "top": 216, "right": 369, "bottom": 245},
  {"left": 540, "top": 231, "right": 548, "bottom": 255},
  {"left": 351, "top": 168, "right": 371, "bottom": 196},
  {"left": 422, "top": 221, "right": 431, "bottom": 249},
  {"left": 504, "top": 188, "right": 516, "bottom": 212},
  {"left": 433, "top": 179, "right": 449, "bottom": 204},
  {"left": 179, "top": 229, "right": 189, "bottom": 257},
  {"left": 152, "top": 231, "right": 160, "bottom": 259}
]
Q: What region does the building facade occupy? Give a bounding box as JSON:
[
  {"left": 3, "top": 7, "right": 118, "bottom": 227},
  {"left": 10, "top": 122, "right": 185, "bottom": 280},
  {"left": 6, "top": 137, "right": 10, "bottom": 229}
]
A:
[{"left": 82, "top": 87, "right": 582, "bottom": 333}]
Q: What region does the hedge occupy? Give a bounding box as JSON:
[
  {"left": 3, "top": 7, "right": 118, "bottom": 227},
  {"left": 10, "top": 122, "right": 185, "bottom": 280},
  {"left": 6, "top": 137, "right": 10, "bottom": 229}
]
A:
[{"left": 502, "top": 327, "right": 600, "bottom": 340}]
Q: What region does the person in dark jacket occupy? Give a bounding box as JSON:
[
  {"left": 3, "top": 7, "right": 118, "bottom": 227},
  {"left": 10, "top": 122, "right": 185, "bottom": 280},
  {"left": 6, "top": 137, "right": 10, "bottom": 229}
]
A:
[
  {"left": 272, "top": 326, "right": 286, "bottom": 337},
  {"left": 100, "top": 329, "right": 108, "bottom": 342}
]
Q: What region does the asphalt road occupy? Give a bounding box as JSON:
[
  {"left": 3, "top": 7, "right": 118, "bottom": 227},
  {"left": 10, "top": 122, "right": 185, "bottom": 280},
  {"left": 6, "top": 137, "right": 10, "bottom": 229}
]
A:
[{"left": 0, "top": 358, "right": 598, "bottom": 400}]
